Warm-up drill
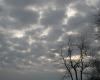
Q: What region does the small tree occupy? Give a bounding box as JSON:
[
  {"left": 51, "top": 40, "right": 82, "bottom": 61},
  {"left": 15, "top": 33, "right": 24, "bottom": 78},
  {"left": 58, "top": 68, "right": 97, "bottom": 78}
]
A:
[
  {"left": 77, "top": 33, "right": 91, "bottom": 80},
  {"left": 55, "top": 33, "right": 91, "bottom": 80},
  {"left": 60, "top": 37, "right": 79, "bottom": 80}
]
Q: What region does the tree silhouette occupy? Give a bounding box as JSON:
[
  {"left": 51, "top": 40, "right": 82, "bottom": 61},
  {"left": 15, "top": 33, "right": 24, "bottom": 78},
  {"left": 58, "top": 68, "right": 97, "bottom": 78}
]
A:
[{"left": 54, "top": 33, "right": 92, "bottom": 80}]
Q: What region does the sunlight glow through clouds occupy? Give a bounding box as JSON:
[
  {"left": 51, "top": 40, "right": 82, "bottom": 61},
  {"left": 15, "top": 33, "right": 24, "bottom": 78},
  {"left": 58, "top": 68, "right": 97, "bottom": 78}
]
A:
[
  {"left": 57, "top": 36, "right": 63, "bottom": 42},
  {"left": 63, "top": 4, "right": 77, "bottom": 25},
  {"left": 55, "top": 53, "right": 60, "bottom": 57},
  {"left": 37, "top": 56, "right": 53, "bottom": 63},
  {"left": 94, "top": 40, "right": 98, "bottom": 43},
  {"left": 65, "top": 55, "right": 80, "bottom": 61},
  {"left": 56, "top": 69, "right": 66, "bottom": 73},
  {"left": 66, "top": 5, "right": 77, "bottom": 18},
  {"left": 57, "top": 31, "right": 79, "bottom": 42},
  {"left": 0, "top": 28, "right": 26, "bottom": 39},
  {"left": 38, "top": 11, "right": 44, "bottom": 23},
  {"left": 66, "top": 31, "right": 79, "bottom": 35},
  {"left": 27, "top": 36, "right": 36, "bottom": 45},
  {"left": 26, "top": 5, "right": 49, "bottom": 12},
  {"left": 40, "top": 27, "right": 52, "bottom": 37},
  {"left": 65, "top": 55, "right": 92, "bottom": 61},
  {"left": 94, "top": 27, "right": 99, "bottom": 32},
  {"left": 12, "top": 30, "right": 25, "bottom": 38}
]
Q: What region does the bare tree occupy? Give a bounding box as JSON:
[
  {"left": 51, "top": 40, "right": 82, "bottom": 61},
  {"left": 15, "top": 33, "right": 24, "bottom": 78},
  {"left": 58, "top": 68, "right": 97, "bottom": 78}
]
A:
[
  {"left": 56, "top": 33, "right": 91, "bottom": 80},
  {"left": 77, "top": 34, "right": 90, "bottom": 80},
  {"left": 60, "top": 47, "right": 74, "bottom": 80},
  {"left": 60, "top": 37, "right": 79, "bottom": 80}
]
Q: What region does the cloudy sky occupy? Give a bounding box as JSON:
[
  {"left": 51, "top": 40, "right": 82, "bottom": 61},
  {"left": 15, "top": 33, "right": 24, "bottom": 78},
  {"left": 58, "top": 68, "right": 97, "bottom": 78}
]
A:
[{"left": 0, "top": 0, "right": 100, "bottom": 80}]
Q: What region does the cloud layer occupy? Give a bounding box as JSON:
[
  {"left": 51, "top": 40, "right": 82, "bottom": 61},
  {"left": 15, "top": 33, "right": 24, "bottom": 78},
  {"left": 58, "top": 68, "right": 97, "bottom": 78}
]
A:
[{"left": 0, "top": 0, "right": 99, "bottom": 75}]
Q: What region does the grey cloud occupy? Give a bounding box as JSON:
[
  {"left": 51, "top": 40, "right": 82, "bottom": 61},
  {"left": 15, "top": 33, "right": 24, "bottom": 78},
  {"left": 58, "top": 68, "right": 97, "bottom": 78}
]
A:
[
  {"left": 10, "top": 9, "right": 39, "bottom": 26},
  {"left": 0, "top": 6, "right": 3, "bottom": 12},
  {"left": 4, "top": 0, "right": 52, "bottom": 8},
  {"left": 4, "top": 0, "right": 71, "bottom": 8},
  {"left": 31, "top": 43, "right": 47, "bottom": 56},
  {"left": 66, "top": 15, "right": 91, "bottom": 30},
  {"left": 4, "top": 0, "right": 66, "bottom": 8},
  {"left": 54, "top": 0, "right": 67, "bottom": 8},
  {"left": 55, "top": 0, "right": 76, "bottom": 8},
  {"left": 41, "top": 9, "right": 65, "bottom": 26},
  {"left": 0, "top": 9, "right": 38, "bottom": 29},
  {"left": 96, "top": 1, "right": 100, "bottom": 9},
  {"left": 62, "top": 1, "right": 97, "bottom": 31},
  {"left": 63, "top": 11, "right": 96, "bottom": 31},
  {"left": 0, "top": 33, "right": 10, "bottom": 52},
  {"left": 0, "top": 0, "right": 99, "bottom": 74},
  {"left": 45, "top": 26, "right": 63, "bottom": 42},
  {"left": 8, "top": 38, "right": 29, "bottom": 50},
  {"left": 73, "top": 0, "right": 97, "bottom": 14},
  {"left": 4, "top": 0, "right": 30, "bottom": 7}
]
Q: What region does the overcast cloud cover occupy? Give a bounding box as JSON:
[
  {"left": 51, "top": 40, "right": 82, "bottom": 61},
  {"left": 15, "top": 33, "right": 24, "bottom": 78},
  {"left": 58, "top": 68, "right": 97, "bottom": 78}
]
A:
[{"left": 0, "top": 0, "right": 100, "bottom": 80}]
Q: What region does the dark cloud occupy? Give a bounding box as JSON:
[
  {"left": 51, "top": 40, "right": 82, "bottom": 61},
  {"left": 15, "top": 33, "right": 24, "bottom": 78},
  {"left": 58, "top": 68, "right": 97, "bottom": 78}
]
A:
[
  {"left": 66, "top": 14, "right": 92, "bottom": 30},
  {"left": 4, "top": 0, "right": 30, "bottom": 7},
  {"left": 41, "top": 9, "right": 65, "bottom": 26},
  {"left": 45, "top": 27, "right": 63, "bottom": 42},
  {"left": 10, "top": 9, "right": 39, "bottom": 26},
  {"left": 4, "top": 0, "right": 52, "bottom": 7},
  {"left": 0, "top": 6, "right": 3, "bottom": 12}
]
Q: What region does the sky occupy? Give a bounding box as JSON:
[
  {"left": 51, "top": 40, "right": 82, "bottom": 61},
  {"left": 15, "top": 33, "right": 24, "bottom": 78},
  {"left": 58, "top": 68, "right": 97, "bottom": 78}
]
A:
[{"left": 0, "top": 0, "right": 100, "bottom": 80}]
